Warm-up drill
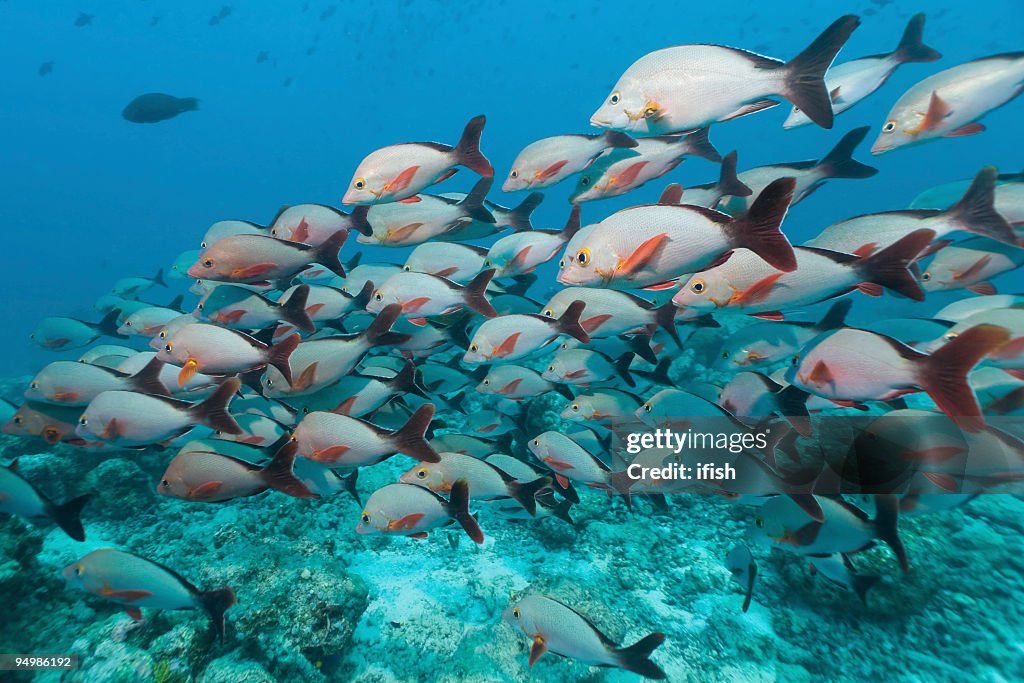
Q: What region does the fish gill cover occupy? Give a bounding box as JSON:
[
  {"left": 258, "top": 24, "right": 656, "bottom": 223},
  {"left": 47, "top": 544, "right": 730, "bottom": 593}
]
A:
[{"left": 1, "top": 0, "right": 1024, "bottom": 681}]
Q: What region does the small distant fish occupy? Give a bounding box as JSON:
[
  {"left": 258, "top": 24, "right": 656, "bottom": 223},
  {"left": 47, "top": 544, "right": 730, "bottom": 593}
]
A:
[
  {"left": 342, "top": 115, "right": 494, "bottom": 205},
  {"left": 26, "top": 357, "right": 168, "bottom": 406},
  {"left": 871, "top": 52, "right": 1024, "bottom": 154},
  {"left": 483, "top": 207, "right": 580, "bottom": 279},
  {"left": 157, "top": 322, "right": 300, "bottom": 386},
  {"left": 0, "top": 460, "right": 90, "bottom": 541},
  {"left": 188, "top": 231, "right": 347, "bottom": 283},
  {"left": 3, "top": 401, "right": 83, "bottom": 445},
  {"left": 74, "top": 12, "right": 93, "bottom": 27},
  {"left": 112, "top": 269, "right": 168, "bottom": 298},
  {"left": 31, "top": 310, "right": 126, "bottom": 350},
  {"left": 256, "top": 51, "right": 269, "bottom": 64},
  {"left": 809, "top": 553, "right": 881, "bottom": 604},
  {"left": 922, "top": 237, "right": 1024, "bottom": 295},
  {"left": 269, "top": 203, "right": 372, "bottom": 245},
  {"left": 590, "top": 16, "right": 859, "bottom": 133},
  {"left": 477, "top": 365, "right": 565, "bottom": 401},
  {"left": 404, "top": 242, "right": 488, "bottom": 283},
  {"left": 122, "top": 93, "right": 200, "bottom": 124},
  {"left": 293, "top": 403, "right": 439, "bottom": 467},
  {"left": 357, "top": 179, "right": 495, "bottom": 247},
  {"left": 196, "top": 283, "right": 315, "bottom": 333},
  {"left": 76, "top": 379, "right": 242, "bottom": 446},
  {"left": 38, "top": 61, "right": 54, "bottom": 77},
  {"left": 62, "top": 549, "right": 236, "bottom": 642},
  {"left": 503, "top": 594, "right": 666, "bottom": 678},
  {"left": 159, "top": 440, "right": 316, "bottom": 502},
  {"left": 320, "top": 4, "right": 336, "bottom": 21},
  {"left": 366, "top": 269, "right": 497, "bottom": 322},
  {"left": 541, "top": 286, "right": 679, "bottom": 344},
  {"left": 673, "top": 151, "right": 752, "bottom": 209},
  {"left": 503, "top": 131, "right": 637, "bottom": 191},
  {"left": 463, "top": 300, "right": 589, "bottom": 363},
  {"left": 201, "top": 219, "right": 267, "bottom": 250},
  {"left": 151, "top": 16, "right": 160, "bottom": 27},
  {"left": 209, "top": 5, "right": 232, "bottom": 25},
  {"left": 725, "top": 544, "right": 757, "bottom": 611},
  {"left": 355, "top": 479, "right": 483, "bottom": 543},
  {"left": 783, "top": 14, "right": 941, "bottom": 129}
]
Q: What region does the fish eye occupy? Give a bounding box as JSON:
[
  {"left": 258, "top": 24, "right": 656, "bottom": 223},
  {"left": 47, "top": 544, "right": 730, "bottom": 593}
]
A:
[
  {"left": 558, "top": 259, "right": 565, "bottom": 269},
  {"left": 374, "top": 291, "right": 383, "bottom": 301},
  {"left": 921, "top": 271, "right": 931, "bottom": 282},
  {"left": 403, "top": 265, "right": 411, "bottom": 271},
  {"left": 74, "top": 564, "right": 84, "bottom": 576},
  {"left": 469, "top": 343, "right": 478, "bottom": 353},
  {"left": 161, "top": 479, "right": 170, "bottom": 488},
  {"left": 510, "top": 170, "right": 518, "bottom": 179},
  {"left": 78, "top": 417, "right": 88, "bottom": 426},
  {"left": 690, "top": 279, "right": 706, "bottom": 294},
  {"left": 542, "top": 308, "right": 554, "bottom": 317},
  {"left": 198, "top": 303, "right": 204, "bottom": 311},
  {"left": 302, "top": 406, "right": 310, "bottom": 414},
  {"left": 721, "top": 351, "right": 729, "bottom": 359},
  {"left": 159, "top": 330, "right": 168, "bottom": 339},
  {"left": 644, "top": 403, "right": 652, "bottom": 413},
  {"left": 790, "top": 354, "right": 800, "bottom": 367},
  {"left": 416, "top": 468, "right": 428, "bottom": 479},
  {"left": 580, "top": 176, "right": 591, "bottom": 187},
  {"left": 266, "top": 377, "right": 274, "bottom": 386},
  {"left": 512, "top": 607, "right": 521, "bottom": 619},
  {"left": 164, "top": 343, "right": 173, "bottom": 352},
  {"left": 30, "top": 381, "right": 38, "bottom": 389},
  {"left": 560, "top": 342, "right": 568, "bottom": 350},
  {"left": 200, "top": 241, "right": 207, "bottom": 249},
  {"left": 125, "top": 320, "right": 133, "bottom": 327},
  {"left": 609, "top": 91, "right": 620, "bottom": 105},
  {"left": 575, "top": 248, "right": 591, "bottom": 266},
  {"left": 944, "top": 331, "right": 960, "bottom": 342},
  {"left": 483, "top": 379, "right": 490, "bottom": 385},
  {"left": 354, "top": 178, "right": 367, "bottom": 190},
  {"left": 483, "top": 260, "right": 492, "bottom": 268},
  {"left": 571, "top": 403, "right": 579, "bottom": 412},
  {"left": 882, "top": 121, "right": 896, "bottom": 133},
  {"left": 755, "top": 517, "right": 764, "bottom": 528},
  {"left": 532, "top": 438, "right": 539, "bottom": 447},
  {"left": 547, "top": 365, "right": 554, "bottom": 373},
  {"left": 202, "top": 258, "right": 214, "bottom": 268},
  {"left": 13, "top": 416, "right": 22, "bottom": 424},
  {"left": 360, "top": 511, "right": 370, "bottom": 523}
]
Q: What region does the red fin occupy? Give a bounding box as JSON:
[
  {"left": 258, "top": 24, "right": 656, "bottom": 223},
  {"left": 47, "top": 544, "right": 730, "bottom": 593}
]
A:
[
  {"left": 555, "top": 474, "right": 570, "bottom": 489},
  {"left": 528, "top": 637, "right": 548, "bottom": 666},
  {"left": 100, "top": 418, "right": 121, "bottom": 440},
  {"left": 580, "top": 314, "right": 612, "bottom": 333},
  {"left": 433, "top": 168, "right": 459, "bottom": 185},
  {"left": 231, "top": 263, "right": 276, "bottom": 280},
  {"left": 509, "top": 246, "right": 534, "bottom": 271},
  {"left": 989, "top": 336, "right": 1024, "bottom": 361},
  {"left": 434, "top": 266, "right": 458, "bottom": 277},
  {"left": 292, "top": 362, "right": 319, "bottom": 392},
  {"left": 190, "top": 481, "right": 224, "bottom": 497},
  {"left": 102, "top": 588, "right": 154, "bottom": 602},
  {"left": 852, "top": 243, "right": 878, "bottom": 257},
  {"left": 306, "top": 303, "right": 325, "bottom": 316},
  {"left": 954, "top": 254, "right": 992, "bottom": 282},
  {"left": 914, "top": 91, "right": 953, "bottom": 134},
  {"left": 493, "top": 332, "right": 521, "bottom": 358},
  {"left": 536, "top": 159, "right": 569, "bottom": 181},
  {"left": 750, "top": 311, "right": 785, "bottom": 321},
  {"left": 385, "top": 166, "right": 420, "bottom": 194},
  {"left": 409, "top": 531, "right": 429, "bottom": 539},
  {"left": 612, "top": 161, "right": 649, "bottom": 189},
  {"left": 730, "top": 273, "right": 783, "bottom": 305},
  {"left": 388, "top": 222, "right": 425, "bottom": 242},
  {"left": 944, "top": 122, "right": 985, "bottom": 137},
  {"left": 498, "top": 378, "right": 523, "bottom": 395},
  {"left": 216, "top": 309, "right": 247, "bottom": 325},
  {"left": 808, "top": 360, "right": 833, "bottom": 384},
  {"left": 333, "top": 396, "right": 358, "bottom": 415},
  {"left": 388, "top": 512, "right": 425, "bottom": 531},
  {"left": 966, "top": 282, "right": 996, "bottom": 296},
  {"left": 923, "top": 471, "right": 959, "bottom": 491},
  {"left": 476, "top": 423, "right": 498, "bottom": 433},
  {"left": 402, "top": 296, "right": 432, "bottom": 313},
  {"left": 545, "top": 457, "right": 576, "bottom": 471},
  {"left": 124, "top": 607, "right": 143, "bottom": 620},
  {"left": 178, "top": 358, "right": 199, "bottom": 386},
  {"left": 857, "top": 282, "right": 883, "bottom": 297},
  {"left": 291, "top": 217, "right": 310, "bottom": 243},
  {"left": 617, "top": 233, "right": 668, "bottom": 276},
  {"left": 641, "top": 281, "right": 677, "bottom": 291},
  {"left": 408, "top": 317, "right": 427, "bottom": 327},
  {"left": 397, "top": 196, "right": 422, "bottom": 204},
  {"left": 563, "top": 368, "right": 588, "bottom": 380},
  {"left": 315, "top": 444, "right": 351, "bottom": 463}
]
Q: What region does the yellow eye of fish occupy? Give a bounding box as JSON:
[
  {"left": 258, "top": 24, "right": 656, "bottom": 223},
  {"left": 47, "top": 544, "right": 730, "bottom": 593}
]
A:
[
  {"left": 483, "top": 260, "right": 492, "bottom": 268},
  {"left": 882, "top": 121, "right": 896, "bottom": 133},
  {"left": 571, "top": 403, "right": 579, "bottom": 412},
  {"left": 542, "top": 308, "right": 553, "bottom": 317},
  {"left": 416, "top": 469, "right": 428, "bottom": 479},
  {"left": 512, "top": 607, "right": 521, "bottom": 619},
  {"left": 690, "top": 279, "right": 706, "bottom": 294},
  {"left": 374, "top": 291, "right": 383, "bottom": 301},
  {"left": 198, "top": 303, "right": 204, "bottom": 310},
  {"left": 165, "top": 342, "right": 173, "bottom": 352},
  {"left": 354, "top": 178, "right": 367, "bottom": 190},
  {"left": 644, "top": 403, "right": 652, "bottom": 413},
  {"left": 75, "top": 564, "right": 84, "bottom": 576},
  {"left": 30, "top": 381, "right": 38, "bottom": 389},
  {"left": 575, "top": 248, "right": 591, "bottom": 266},
  {"left": 403, "top": 265, "right": 411, "bottom": 271},
  {"left": 469, "top": 343, "right": 478, "bottom": 353},
  {"left": 360, "top": 512, "right": 370, "bottom": 523},
  {"left": 510, "top": 170, "right": 518, "bottom": 179},
  {"left": 944, "top": 331, "right": 960, "bottom": 342},
  {"left": 609, "top": 92, "right": 620, "bottom": 105},
  {"left": 558, "top": 259, "right": 565, "bottom": 269},
  {"left": 202, "top": 258, "right": 214, "bottom": 268},
  {"left": 79, "top": 417, "right": 88, "bottom": 426},
  {"left": 921, "top": 271, "right": 931, "bottom": 282}
]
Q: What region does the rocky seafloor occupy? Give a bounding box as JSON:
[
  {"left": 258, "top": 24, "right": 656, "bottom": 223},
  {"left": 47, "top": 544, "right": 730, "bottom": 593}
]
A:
[{"left": 2, "top": 364, "right": 1024, "bottom": 683}]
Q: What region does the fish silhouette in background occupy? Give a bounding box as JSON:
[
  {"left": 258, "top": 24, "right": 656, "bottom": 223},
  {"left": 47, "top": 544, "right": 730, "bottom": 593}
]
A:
[
  {"left": 38, "top": 61, "right": 54, "bottom": 77},
  {"left": 73, "top": 12, "right": 93, "bottom": 27},
  {"left": 122, "top": 93, "right": 200, "bottom": 124}
]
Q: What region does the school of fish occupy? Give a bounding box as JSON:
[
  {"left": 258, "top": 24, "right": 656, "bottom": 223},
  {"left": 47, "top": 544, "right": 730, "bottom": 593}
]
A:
[{"left": 4, "top": 12, "right": 1024, "bottom": 677}]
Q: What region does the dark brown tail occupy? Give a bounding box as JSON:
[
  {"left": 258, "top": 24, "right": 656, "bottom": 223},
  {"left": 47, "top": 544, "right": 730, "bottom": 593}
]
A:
[
  {"left": 348, "top": 280, "right": 375, "bottom": 310},
  {"left": 190, "top": 378, "right": 242, "bottom": 434},
  {"left": 873, "top": 494, "right": 909, "bottom": 572},
  {"left": 314, "top": 230, "right": 348, "bottom": 277},
  {"left": 559, "top": 205, "right": 582, "bottom": 241},
  {"left": 782, "top": 15, "right": 861, "bottom": 129},
  {"left": 918, "top": 324, "right": 1011, "bottom": 432},
  {"left": 348, "top": 205, "right": 373, "bottom": 236},
  {"left": 894, "top": 13, "right": 941, "bottom": 63},
  {"left": 129, "top": 356, "right": 170, "bottom": 396},
  {"left": 364, "top": 304, "right": 411, "bottom": 348},
  {"left": 817, "top": 127, "right": 878, "bottom": 180},
  {"left": 503, "top": 192, "right": 544, "bottom": 232},
  {"left": 459, "top": 177, "right": 496, "bottom": 224},
  {"left": 507, "top": 476, "right": 552, "bottom": 516},
  {"left": 556, "top": 300, "right": 591, "bottom": 343},
  {"left": 815, "top": 298, "right": 852, "bottom": 331},
  {"left": 266, "top": 334, "right": 301, "bottom": 387},
  {"left": 683, "top": 126, "right": 721, "bottom": 162},
  {"left": 448, "top": 479, "right": 484, "bottom": 543},
  {"left": 858, "top": 228, "right": 935, "bottom": 301},
  {"left": 463, "top": 269, "right": 497, "bottom": 317},
  {"left": 727, "top": 178, "right": 798, "bottom": 272},
  {"left": 390, "top": 359, "right": 430, "bottom": 399},
  {"left": 391, "top": 404, "right": 441, "bottom": 463},
  {"left": 49, "top": 494, "right": 90, "bottom": 542},
  {"left": 281, "top": 285, "right": 315, "bottom": 333},
  {"left": 658, "top": 183, "right": 684, "bottom": 205},
  {"left": 614, "top": 352, "right": 637, "bottom": 388},
  {"left": 454, "top": 115, "right": 493, "bottom": 177},
  {"left": 946, "top": 166, "right": 1017, "bottom": 246},
  {"left": 653, "top": 300, "right": 682, "bottom": 348},
  {"left": 615, "top": 632, "right": 667, "bottom": 679},
  {"left": 153, "top": 268, "right": 167, "bottom": 287},
  {"left": 94, "top": 308, "right": 128, "bottom": 340},
  {"left": 716, "top": 151, "right": 752, "bottom": 198},
  {"left": 198, "top": 587, "right": 237, "bottom": 645},
  {"left": 261, "top": 441, "right": 319, "bottom": 499}
]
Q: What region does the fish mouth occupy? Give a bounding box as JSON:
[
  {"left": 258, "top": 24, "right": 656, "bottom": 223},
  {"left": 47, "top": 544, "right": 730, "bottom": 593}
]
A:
[
  {"left": 869, "top": 142, "right": 889, "bottom": 156},
  {"left": 589, "top": 116, "right": 611, "bottom": 128}
]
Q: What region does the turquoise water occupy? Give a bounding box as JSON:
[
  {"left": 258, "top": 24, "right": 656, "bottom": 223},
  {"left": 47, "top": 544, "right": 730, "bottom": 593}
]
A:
[{"left": 2, "top": 1, "right": 1024, "bottom": 681}]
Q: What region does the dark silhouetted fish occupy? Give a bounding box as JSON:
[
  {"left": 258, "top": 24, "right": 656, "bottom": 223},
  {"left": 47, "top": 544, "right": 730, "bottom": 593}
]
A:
[
  {"left": 74, "top": 12, "right": 93, "bottom": 27},
  {"left": 257, "top": 51, "right": 269, "bottom": 64},
  {"left": 39, "top": 61, "right": 54, "bottom": 77},
  {"left": 122, "top": 93, "right": 200, "bottom": 124}
]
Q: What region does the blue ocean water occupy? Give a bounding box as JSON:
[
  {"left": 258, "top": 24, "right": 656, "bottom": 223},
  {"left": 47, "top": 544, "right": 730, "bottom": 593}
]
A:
[{"left": 1, "top": 0, "right": 1024, "bottom": 681}]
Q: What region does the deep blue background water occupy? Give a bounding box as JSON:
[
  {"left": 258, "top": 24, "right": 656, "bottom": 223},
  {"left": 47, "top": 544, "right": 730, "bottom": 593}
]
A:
[{"left": 1, "top": 0, "right": 1022, "bottom": 375}]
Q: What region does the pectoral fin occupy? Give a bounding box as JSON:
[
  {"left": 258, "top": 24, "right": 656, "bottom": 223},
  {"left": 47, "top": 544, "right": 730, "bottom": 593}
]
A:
[{"left": 616, "top": 233, "right": 668, "bottom": 276}]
